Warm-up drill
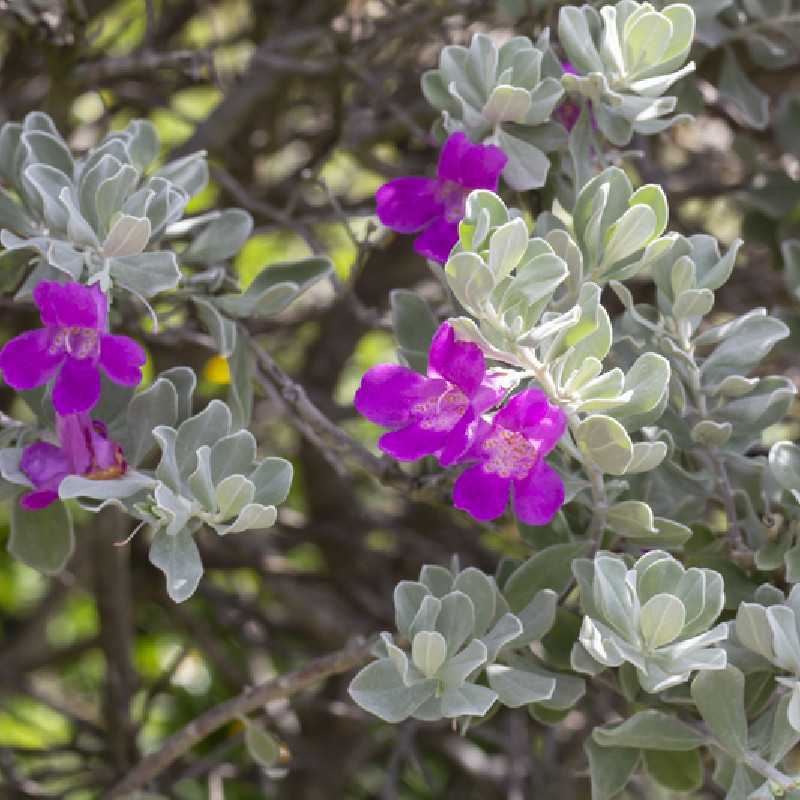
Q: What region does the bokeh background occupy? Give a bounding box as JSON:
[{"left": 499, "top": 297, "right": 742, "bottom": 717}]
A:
[{"left": 0, "top": 0, "right": 798, "bottom": 797}]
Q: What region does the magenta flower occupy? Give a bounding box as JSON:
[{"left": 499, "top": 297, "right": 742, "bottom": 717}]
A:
[
  {"left": 453, "top": 389, "right": 566, "bottom": 526},
  {"left": 19, "top": 412, "right": 127, "bottom": 510},
  {"left": 355, "top": 322, "right": 509, "bottom": 466},
  {"left": 0, "top": 281, "right": 146, "bottom": 415},
  {"left": 556, "top": 62, "right": 593, "bottom": 132},
  {"left": 375, "top": 132, "right": 507, "bottom": 264}
]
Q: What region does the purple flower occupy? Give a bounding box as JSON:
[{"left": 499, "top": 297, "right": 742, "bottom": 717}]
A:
[
  {"left": 0, "top": 281, "right": 146, "bottom": 415},
  {"left": 453, "top": 389, "right": 566, "bottom": 526},
  {"left": 355, "top": 322, "right": 509, "bottom": 466},
  {"left": 19, "top": 412, "right": 127, "bottom": 510},
  {"left": 555, "top": 62, "right": 594, "bottom": 132},
  {"left": 375, "top": 132, "right": 507, "bottom": 264}
]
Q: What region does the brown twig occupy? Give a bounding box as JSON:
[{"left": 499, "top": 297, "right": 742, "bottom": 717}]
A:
[
  {"left": 105, "top": 636, "right": 374, "bottom": 797},
  {"left": 248, "top": 334, "right": 447, "bottom": 498}
]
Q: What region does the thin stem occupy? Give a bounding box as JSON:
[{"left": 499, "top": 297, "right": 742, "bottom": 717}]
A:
[
  {"left": 511, "top": 344, "right": 609, "bottom": 551},
  {"left": 106, "top": 637, "right": 374, "bottom": 797},
  {"left": 744, "top": 751, "right": 797, "bottom": 792},
  {"left": 248, "top": 334, "right": 450, "bottom": 502},
  {"left": 680, "top": 331, "right": 744, "bottom": 550}
]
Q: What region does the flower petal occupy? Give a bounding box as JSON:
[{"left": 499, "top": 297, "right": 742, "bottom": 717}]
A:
[
  {"left": 438, "top": 407, "right": 478, "bottom": 467},
  {"left": 20, "top": 489, "right": 60, "bottom": 510},
  {"left": 454, "top": 418, "right": 493, "bottom": 463},
  {"left": 87, "top": 420, "right": 123, "bottom": 472},
  {"left": 512, "top": 459, "right": 565, "bottom": 525},
  {"left": 427, "top": 322, "right": 485, "bottom": 396},
  {"left": 472, "top": 371, "right": 515, "bottom": 414},
  {"left": 20, "top": 441, "right": 70, "bottom": 491},
  {"left": 376, "top": 177, "right": 441, "bottom": 233},
  {"left": 53, "top": 357, "right": 101, "bottom": 414},
  {"left": 493, "top": 388, "right": 550, "bottom": 433},
  {"left": 532, "top": 403, "right": 567, "bottom": 455},
  {"left": 56, "top": 413, "right": 93, "bottom": 474},
  {"left": 437, "top": 131, "right": 507, "bottom": 189},
  {"left": 0, "top": 329, "right": 62, "bottom": 390},
  {"left": 413, "top": 217, "right": 459, "bottom": 263},
  {"left": 436, "top": 132, "right": 472, "bottom": 183},
  {"left": 379, "top": 422, "right": 449, "bottom": 461},
  {"left": 494, "top": 389, "right": 566, "bottom": 450},
  {"left": 99, "top": 334, "right": 146, "bottom": 386},
  {"left": 452, "top": 464, "right": 510, "bottom": 521},
  {"left": 355, "top": 365, "right": 440, "bottom": 427},
  {"left": 33, "top": 281, "right": 105, "bottom": 329}
]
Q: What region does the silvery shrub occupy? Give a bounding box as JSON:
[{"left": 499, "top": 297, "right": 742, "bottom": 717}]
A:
[{"left": 2, "top": 0, "right": 800, "bottom": 793}]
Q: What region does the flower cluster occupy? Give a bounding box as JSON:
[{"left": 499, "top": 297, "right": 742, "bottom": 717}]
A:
[
  {"left": 355, "top": 322, "right": 567, "bottom": 525},
  {"left": 0, "top": 280, "right": 143, "bottom": 508}
]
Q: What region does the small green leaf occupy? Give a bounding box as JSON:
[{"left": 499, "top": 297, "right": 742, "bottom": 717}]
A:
[
  {"left": 640, "top": 594, "right": 685, "bottom": 648},
  {"left": 486, "top": 664, "right": 556, "bottom": 707},
  {"left": 482, "top": 85, "right": 532, "bottom": 125},
  {"left": 102, "top": 214, "right": 151, "bottom": 258},
  {"left": 149, "top": 527, "right": 203, "bottom": 603},
  {"left": 9, "top": 500, "right": 74, "bottom": 575},
  {"left": 348, "top": 659, "right": 435, "bottom": 723},
  {"left": 607, "top": 501, "right": 657, "bottom": 538},
  {"left": 250, "top": 457, "right": 293, "bottom": 507},
  {"left": 691, "top": 666, "right": 748, "bottom": 757},
  {"left": 124, "top": 378, "right": 179, "bottom": 466},
  {"left": 593, "top": 710, "right": 708, "bottom": 751},
  {"left": 214, "top": 256, "right": 332, "bottom": 319},
  {"left": 585, "top": 739, "right": 640, "bottom": 800},
  {"left": 643, "top": 748, "right": 703, "bottom": 792},
  {"left": 504, "top": 543, "right": 585, "bottom": 612},
  {"left": 576, "top": 415, "right": 634, "bottom": 475},
  {"left": 244, "top": 721, "right": 281, "bottom": 769},
  {"left": 183, "top": 209, "right": 253, "bottom": 264},
  {"left": 390, "top": 290, "right": 438, "bottom": 373},
  {"left": 215, "top": 475, "right": 255, "bottom": 521},
  {"left": 625, "top": 441, "right": 668, "bottom": 474},
  {"left": 488, "top": 217, "right": 529, "bottom": 278},
  {"left": 770, "top": 441, "right": 800, "bottom": 492},
  {"left": 719, "top": 48, "right": 769, "bottom": 130},
  {"left": 495, "top": 128, "right": 550, "bottom": 191},
  {"left": 110, "top": 251, "right": 181, "bottom": 297},
  {"left": 411, "top": 630, "right": 447, "bottom": 678},
  {"left": 193, "top": 297, "right": 237, "bottom": 358},
  {"left": 227, "top": 330, "right": 253, "bottom": 429},
  {"left": 175, "top": 400, "right": 233, "bottom": 476},
  {"left": 691, "top": 419, "right": 732, "bottom": 446}
]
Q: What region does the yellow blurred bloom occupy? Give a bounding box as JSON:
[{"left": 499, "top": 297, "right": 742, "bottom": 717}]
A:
[{"left": 204, "top": 355, "right": 230, "bottom": 385}]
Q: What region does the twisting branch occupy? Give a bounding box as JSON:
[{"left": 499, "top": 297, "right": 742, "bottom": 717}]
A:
[
  {"left": 74, "top": 49, "right": 214, "bottom": 83},
  {"left": 248, "top": 335, "right": 451, "bottom": 501},
  {"left": 106, "top": 637, "right": 374, "bottom": 797}
]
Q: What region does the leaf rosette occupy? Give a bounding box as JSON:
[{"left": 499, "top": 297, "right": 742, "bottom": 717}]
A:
[
  {"left": 572, "top": 550, "right": 727, "bottom": 692},
  {"left": 349, "top": 562, "right": 584, "bottom": 722},
  {"left": 423, "top": 33, "right": 565, "bottom": 190},
  {"left": 559, "top": 0, "right": 696, "bottom": 144}
]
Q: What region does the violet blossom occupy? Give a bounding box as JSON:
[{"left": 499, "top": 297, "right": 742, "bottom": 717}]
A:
[
  {"left": 453, "top": 389, "right": 566, "bottom": 526},
  {"left": 375, "top": 132, "right": 507, "bottom": 264},
  {"left": 553, "top": 61, "right": 581, "bottom": 131},
  {"left": 355, "top": 322, "right": 509, "bottom": 466},
  {"left": 555, "top": 62, "right": 586, "bottom": 132},
  {"left": 18, "top": 412, "right": 127, "bottom": 510},
  {"left": 0, "top": 281, "right": 146, "bottom": 415}
]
